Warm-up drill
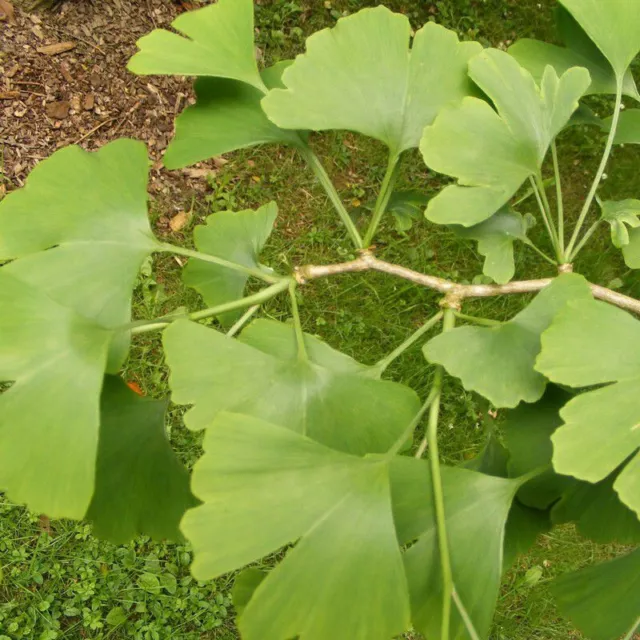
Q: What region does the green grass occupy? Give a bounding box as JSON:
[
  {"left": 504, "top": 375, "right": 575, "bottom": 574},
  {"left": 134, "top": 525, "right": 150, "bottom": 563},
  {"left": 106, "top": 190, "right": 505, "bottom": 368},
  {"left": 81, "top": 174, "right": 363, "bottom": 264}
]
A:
[{"left": 2, "top": 0, "right": 639, "bottom": 638}]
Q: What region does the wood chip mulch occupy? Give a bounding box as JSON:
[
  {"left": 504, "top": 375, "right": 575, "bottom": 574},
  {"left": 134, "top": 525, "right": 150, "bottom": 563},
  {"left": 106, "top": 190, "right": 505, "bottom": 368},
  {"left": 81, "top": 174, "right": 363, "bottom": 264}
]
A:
[{"left": 1, "top": 0, "right": 212, "bottom": 221}]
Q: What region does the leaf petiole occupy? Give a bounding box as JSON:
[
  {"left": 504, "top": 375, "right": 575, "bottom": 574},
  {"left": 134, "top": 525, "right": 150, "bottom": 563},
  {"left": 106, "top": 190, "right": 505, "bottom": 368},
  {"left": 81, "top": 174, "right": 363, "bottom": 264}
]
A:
[
  {"left": 289, "top": 281, "right": 309, "bottom": 362},
  {"left": 425, "top": 307, "right": 456, "bottom": 640},
  {"left": 453, "top": 311, "right": 501, "bottom": 327},
  {"left": 566, "top": 82, "right": 623, "bottom": 257},
  {"left": 551, "top": 141, "right": 565, "bottom": 257},
  {"left": 127, "top": 279, "right": 291, "bottom": 335},
  {"left": 452, "top": 588, "right": 481, "bottom": 640},
  {"left": 372, "top": 310, "right": 444, "bottom": 376},
  {"left": 297, "top": 145, "right": 364, "bottom": 249},
  {"left": 363, "top": 153, "right": 401, "bottom": 247},
  {"left": 160, "top": 242, "right": 282, "bottom": 284}
]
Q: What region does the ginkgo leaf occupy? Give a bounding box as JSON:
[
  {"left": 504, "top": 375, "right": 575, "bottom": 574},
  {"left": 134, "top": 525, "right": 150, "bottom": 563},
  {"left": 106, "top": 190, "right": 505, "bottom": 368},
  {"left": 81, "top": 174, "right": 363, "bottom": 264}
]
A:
[
  {"left": 460, "top": 433, "right": 552, "bottom": 570},
  {"left": 238, "top": 318, "right": 371, "bottom": 376},
  {"left": 181, "top": 412, "right": 410, "bottom": 640},
  {"left": 261, "top": 6, "right": 481, "bottom": 155},
  {"left": 503, "top": 386, "right": 577, "bottom": 509},
  {"left": 390, "top": 457, "right": 523, "bottom": 639},
  {"left": 503, "top": 501, "right": 551, "bottom": 570},
  {"left": 163, "top": 320, "right": 420, "bottom": 455},
  {"left": 608, "top": 108, "right": 640, "bottom": 143},
  {"left": 0, "top": 140, "right": 159, "bottom": 371},
  {"left": 552, "top": 468, "right": 640, "bottom": 545},
  {"left": 128, "top": 0, "right": 265, "bottom": 91},
  {"left": 558, "top": 0, "right": 640, "bottom": 80},
  {"left": 85, "top": 377, "right": 198, "bottom": 543},
  {"left": 182, "top": 203, "right": 277, "bottom": 326},
  {"left": 509, "top": 7, "right": 640, "bottom": 100},
  {"left": 452, "top": 208, "right": 530, "bottom": 284},
  {"left": 0, "top": 271, "right": 112, "bottom": 519},
  {"left": 163, "top": 62, "right": 304, "bottom": 170},
  {"left": 422, "top": 49, "right": 590, "bottom": 225},
  {"left": 232, "top": 568, "right": 267, "bottom": 616},
  {"left": 600, "top": 199, "right": 640, "bottom": 266},
  {"left": 553, "top": 548, "right": 640, "bottom": 640},
  {"left": 424, "top": 274, "right": 592, "bottom": 408},
  {"left": 599, "top": 199, "right": 640, "bottom": 253},
  {"left": 537, "top": 298, "right": 640, "bottom": 517}
]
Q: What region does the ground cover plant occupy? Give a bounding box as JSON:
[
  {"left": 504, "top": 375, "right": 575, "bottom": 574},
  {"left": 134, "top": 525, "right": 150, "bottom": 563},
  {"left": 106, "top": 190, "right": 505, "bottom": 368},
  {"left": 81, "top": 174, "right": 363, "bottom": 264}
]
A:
[{"left": 1, "top": 0, "right": 640, "bottom": 639}]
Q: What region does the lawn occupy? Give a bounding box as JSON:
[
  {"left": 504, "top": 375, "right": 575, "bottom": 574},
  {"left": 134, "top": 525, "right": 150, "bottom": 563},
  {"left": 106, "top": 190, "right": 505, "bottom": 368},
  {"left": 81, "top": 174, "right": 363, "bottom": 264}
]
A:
[{"left": 1, "top": 0, "right": 638, "bottom": 639}]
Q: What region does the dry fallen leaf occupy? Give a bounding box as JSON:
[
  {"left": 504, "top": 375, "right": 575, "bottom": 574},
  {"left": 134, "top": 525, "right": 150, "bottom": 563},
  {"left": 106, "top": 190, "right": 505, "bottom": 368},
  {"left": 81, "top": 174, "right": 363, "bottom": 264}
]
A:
[
  {"left": 0, "top": 91, "right": 20, "bottom": 100},
  {"left": 182, "top": 167, "right": 216, "bottom": 180},
  {"left": 45, "top": 100, "right": 70, "bottom": 120},
  {"left": 169, "top": 211, "right": 192, "bottom": 233},
  {"left": 83, "top": 94, "right": 95, "bottom": 111},
  {"left": 37, "top": 42, "right": 76, "bottom": 56},
  {"left": 0, "top": 0, "right": 15, "bottom": 24}
]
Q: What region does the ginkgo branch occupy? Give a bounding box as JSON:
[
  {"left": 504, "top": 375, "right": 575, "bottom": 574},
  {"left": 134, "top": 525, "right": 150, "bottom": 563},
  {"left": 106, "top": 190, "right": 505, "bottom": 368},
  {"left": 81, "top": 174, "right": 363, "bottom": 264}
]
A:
[
  {"left": 127, "top": 279, "right": 291, "bottom": 335},
  {"left": 295, "top": 252, "right": 640, "bottom": 315}
]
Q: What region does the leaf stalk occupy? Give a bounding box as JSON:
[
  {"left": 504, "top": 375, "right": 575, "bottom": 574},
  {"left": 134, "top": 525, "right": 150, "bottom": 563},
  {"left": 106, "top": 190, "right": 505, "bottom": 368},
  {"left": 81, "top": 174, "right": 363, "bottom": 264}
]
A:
[
  {"left": 127, "top": 279, "right": 291, "bottom": 335},
  {"left": 363, "top": 153, "right": 401, "bottom": 247},
  {"left": 297, "top": 145, "right": 364, "bottom": 249},
  {"left": 566, "top": 82, "right": 623, "bottom": 257}
]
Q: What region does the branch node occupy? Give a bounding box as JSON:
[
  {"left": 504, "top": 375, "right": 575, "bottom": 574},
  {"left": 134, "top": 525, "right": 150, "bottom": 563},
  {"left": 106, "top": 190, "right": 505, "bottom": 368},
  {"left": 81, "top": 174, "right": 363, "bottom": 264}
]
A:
[
  {"left": 440, "top": 292, "right": 463, "bottom": 311},
  {"left": 293, "top": 267, "right": 307, "bottom": 285},
  {"left": 558, "top": 263, "right": 574, "bottom": 274}
]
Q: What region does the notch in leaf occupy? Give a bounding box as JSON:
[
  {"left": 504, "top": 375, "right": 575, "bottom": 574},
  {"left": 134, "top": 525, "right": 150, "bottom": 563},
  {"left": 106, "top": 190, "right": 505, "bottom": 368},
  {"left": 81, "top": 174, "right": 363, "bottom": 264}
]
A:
[
  {"left": 536, "top": 298, "right": 640, "bottom": 517},
  {"left": 421, "top": 48, "right": 590, "bottom": 226},
  {"left": 181, "top": 412, "right": 411, "bottom": 640},
  {"left": 452, "top": 207, "right": 533, "bottom": 284},
  {"left": 509, "top": 6, "right": 640, "bottom": 100},
  {"left": 599, "top": 198, "right": 640, "bottom": 268},
  {"left": 182, "top": 203, "right": 278, "bottom": 327},
  {"left": 128, "top": 0, "right": 266, "bottom": 91},
  {"left": 262, "top": 6, "right": 482, "bottom": 156}
]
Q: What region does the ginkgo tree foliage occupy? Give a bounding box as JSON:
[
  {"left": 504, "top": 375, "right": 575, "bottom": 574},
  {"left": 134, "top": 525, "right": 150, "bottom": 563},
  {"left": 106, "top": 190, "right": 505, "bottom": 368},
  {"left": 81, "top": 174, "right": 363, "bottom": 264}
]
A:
[{"left": 1, "top": 0, "right": 640, "bottom": 638}]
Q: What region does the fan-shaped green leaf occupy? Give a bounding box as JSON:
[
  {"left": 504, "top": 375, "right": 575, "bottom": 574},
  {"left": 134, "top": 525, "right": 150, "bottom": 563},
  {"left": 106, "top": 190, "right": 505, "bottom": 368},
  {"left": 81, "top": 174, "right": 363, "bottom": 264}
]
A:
[
  {"left": 85, "top": 377, "right": 197, "bottom": 543},
  {"left": 0, "top": 271, "right": 112, "bottom": 518},
  {"left": 600, "top": 199, "right": 640, "bottom": 252},
  {"left": 163, "top": 62, "right": 304, "bottom": 170},
  {"left": 558, "top": 0, "right": 640, "bottom": 80},
  {"left": 608, "top": 108, "right": 640, "bottom": 143},
  {"left": 181, "top": 412, "right": 410, "bottom": 640},
  {"left": 238, "top": 318, "right": 370, "bottom": 376},
  {"left": 232, "top": 568, "right": 267, "bottom": 616},
  {"left": 163, "top": 319, "right": 419, "bottom": 455},
  {"left": 552, "top": 469, "right": 640, "bottom": 545},
  {"left": 503, "top": 502, "right": 551, "bottom": 570},
  {"left": 391, "top": 457, "right": 523, "bottom": 639},
  {"left": 453, "top": 208, "right": 530, "bottom": 284},
  {"left": 552, "top": 548, "right": 640, "bottom": 640},
  {"left": 261, "top": 7, "right": 481, "bottom": 155},
  {"left": 128, "top": 0, "right": 265, "bottom": 91},
  {"left": 422, "top": 49, "right": 590, "bottom": 225},
  {"left": 424, "top": 274, "right": 592, "bottom": 407},
  {"left": 182, "top": 203, "right": 277, "bottom": 326},
  {"left": 509, "top": 8, "right": 639, "bottom": 100},
  {"left": 386, "top": 190, "right": 430, "bottom": 233},
  {"left": 503, "top": 386, "right": 577, "bottom": 509},
  {"left": 0, "top": 140, "right": 159, "bottom": 371},
  {"left": 537, "top": 298, "right": 640, "bottom": 516}
]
